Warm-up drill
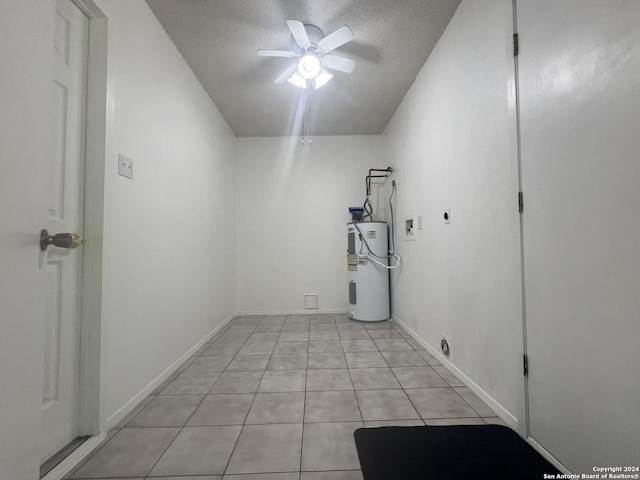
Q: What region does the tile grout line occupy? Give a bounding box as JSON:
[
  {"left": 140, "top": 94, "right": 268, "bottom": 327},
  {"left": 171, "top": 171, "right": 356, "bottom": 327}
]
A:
[
  {"left": 77, "top": 315, "right": 487, "bottom": 479},
  {"left": 383, "top": 322, "right": 487, "bottom": 425},
  {"left": 220, "top": 314, "right": 266, "bottom": 477},
  {"left": 143, "top": 314, "right": 261, "bottom": 478},
  {"left": 383, "top": 323, "right": 458, "bottom": 425},
  {"left": 367, "top": 322, "right": 424, "bottom": 425},
  {"left": 385, "top": 342, "right": 429, "bottom": 426},
  {"left": 343, "top": 324, "right": 369, "bottom": 426},
  {"left": 298, "top": 313, "right": 314, "bottom": 474},
  {"left": 356, "top": 320, "right": 471, "bottom": 425}
]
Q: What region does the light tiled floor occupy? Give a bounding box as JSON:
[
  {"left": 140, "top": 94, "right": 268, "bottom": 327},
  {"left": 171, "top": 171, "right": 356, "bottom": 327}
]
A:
[{"left": 66, "top": 314, "right": 506, "bottom": 480}]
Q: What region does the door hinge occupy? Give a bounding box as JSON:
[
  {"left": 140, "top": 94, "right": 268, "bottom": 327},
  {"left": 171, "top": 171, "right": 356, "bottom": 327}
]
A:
[
  {"left": 523, "top": 353, "right": 529, "bottom": 376},
  {"left": 518, "top": 192, "right": 523, "bottom": 213},
  {"left": 513, "top": 33, "right": 519, "bottom": 56}
]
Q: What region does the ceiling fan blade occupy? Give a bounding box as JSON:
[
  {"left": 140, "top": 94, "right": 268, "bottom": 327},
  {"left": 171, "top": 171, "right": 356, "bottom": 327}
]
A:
[
  {"left": 274, "top": 64, "right": 298, "bottom": 83},
  {"left": 257, "top": 49, "right": 297, "bottom": 58},
  {"left": 318, "top": 25, "right": 353, "bottom": 53},
  {"left": 321, "top": 54, "right": 355, "bottom": 74},
  {"left": 286, "top": 20, "right": 310, "bottom": 49}
]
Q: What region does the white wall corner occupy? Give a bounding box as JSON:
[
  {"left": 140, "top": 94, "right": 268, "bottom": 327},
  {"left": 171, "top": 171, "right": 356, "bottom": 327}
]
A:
[
  {"left": 391, "top": 314, "right": 518, "bottom": 430},
  {"left": 104, "top": 312, "right": 236, "bottom": 430}
]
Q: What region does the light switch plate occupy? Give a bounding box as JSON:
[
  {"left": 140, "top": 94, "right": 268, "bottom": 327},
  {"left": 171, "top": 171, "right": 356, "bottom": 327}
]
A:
[{"left": 118, "top": 154, "right": 133, "bottom": 179}]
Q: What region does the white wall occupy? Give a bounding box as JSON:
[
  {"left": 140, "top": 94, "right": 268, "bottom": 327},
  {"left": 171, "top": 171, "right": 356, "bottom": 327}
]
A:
[
  {"left": 235, "top": 136, "right": 387, "bottom": 314},
  {"left": 0, "top": 2, "right": 53, "bottom": 477},
  {"left": 95, "top": 0, "right": 237, "bottom": 425},
  {"left": 382, "top": 0, "right": 524, "bottom": 427}
]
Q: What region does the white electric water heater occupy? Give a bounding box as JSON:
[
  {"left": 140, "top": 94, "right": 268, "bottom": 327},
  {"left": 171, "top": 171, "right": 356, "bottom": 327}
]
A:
[{"left": 347, "top": 221, "right": 390, "bottom": 321}]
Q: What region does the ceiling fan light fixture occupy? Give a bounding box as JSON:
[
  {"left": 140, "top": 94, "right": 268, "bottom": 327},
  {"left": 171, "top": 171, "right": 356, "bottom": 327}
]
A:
[
  {"left": 313, "top": 70, "right": 333, "bottom": 89},
  {"left": 298, "top": 54, "right": 321, "bottom": 79},
  {"left": 287, "top": 72, "right": 308, "bottom": 89}
]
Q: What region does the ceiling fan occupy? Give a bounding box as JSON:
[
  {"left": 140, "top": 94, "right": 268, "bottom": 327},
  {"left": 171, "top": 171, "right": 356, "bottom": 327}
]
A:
[{"left": 258, "top": 20, "right": 355, "bottom": 89}]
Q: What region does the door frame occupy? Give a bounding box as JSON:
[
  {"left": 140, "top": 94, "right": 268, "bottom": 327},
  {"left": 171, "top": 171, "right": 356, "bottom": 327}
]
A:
[
  {"left": 510, "top": 0, "right": 531, "bottom": 439},
  {"left": 66, "top": 0, "right": 106, "bottom": 438},
  {"left": 72, "top": 0, "right": 107, "bottom": 438}
]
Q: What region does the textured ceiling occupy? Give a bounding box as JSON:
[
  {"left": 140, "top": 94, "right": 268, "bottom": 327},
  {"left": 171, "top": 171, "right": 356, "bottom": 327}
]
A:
[{"left": 146, "top": 0, "right": 461, "bottom": 137}]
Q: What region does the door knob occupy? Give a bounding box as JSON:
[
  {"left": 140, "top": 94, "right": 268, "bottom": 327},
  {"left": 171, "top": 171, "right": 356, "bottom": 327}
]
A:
[{"left": 40, "top": 229, "right": 85, "bottom": 251}]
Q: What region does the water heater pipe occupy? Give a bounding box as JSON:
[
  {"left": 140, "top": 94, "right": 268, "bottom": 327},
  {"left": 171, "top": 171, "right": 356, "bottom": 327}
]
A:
[
  {"left": 363, "top": 167, "right": 393, "bottom": 221},
  {"left": 365, "top": 167, "right": 393, "bottom": 196}
]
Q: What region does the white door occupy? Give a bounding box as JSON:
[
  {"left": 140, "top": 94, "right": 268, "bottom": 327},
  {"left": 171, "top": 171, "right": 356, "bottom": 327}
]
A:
[
  {"left": 518, "top": 0, "right": 640, "bottom": 472},
  {"left": 41, "top": 0, "right": 89, "bottom": 463}
]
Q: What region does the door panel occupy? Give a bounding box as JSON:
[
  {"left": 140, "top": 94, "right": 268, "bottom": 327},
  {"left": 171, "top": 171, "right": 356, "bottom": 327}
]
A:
[
  {"left": 518, "top": 0, "right": 640, "bottom": 472},
  {"left": 51, "top": 81, "right": 67, "bottom": 219},
  {"left": 41, "top": 0, "right": 89, "bottom": 463},
  {"left": 43, "top": 262, "right": 63, "bottom": 408}
]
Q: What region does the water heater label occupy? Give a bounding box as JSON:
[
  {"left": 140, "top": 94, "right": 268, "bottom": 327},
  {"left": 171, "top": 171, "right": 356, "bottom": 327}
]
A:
[
  {"left": 367, "top": 230, "right": 376, "bottom": 238},
  {"left": 348, "top": 254, "right": 358, "bottom": 271}
]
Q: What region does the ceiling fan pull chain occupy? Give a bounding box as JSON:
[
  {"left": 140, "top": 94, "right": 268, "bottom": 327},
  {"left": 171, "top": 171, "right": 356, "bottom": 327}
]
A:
[
  {"left": 302, "top": 93, "right": 306, "bottom": 145},
  {"left": 304, "top": 87, "right": 311, "bottom": 145},
  {"left": 307, "top": 86, "right": 312, "bottom": 144}
]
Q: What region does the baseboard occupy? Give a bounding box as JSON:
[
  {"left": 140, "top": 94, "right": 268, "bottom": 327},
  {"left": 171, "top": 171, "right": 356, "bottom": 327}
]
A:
[
  {"left": 527, "top": 437, "right": 572, "bottom": 474},
  {"left": 103, "top": 308, "right": 347, "bottom": 429},
  {"left": 235, "top": 309, "right": 349, "bottom": 316},
  {"left": 41, "top": 433, "right": 107, "bottom": 480},
  {"left": 105, "top": 312, "right": 236, "bottom": 429},
  {"left": 391, "top": 314, "right": 518, "bottom": 430}
]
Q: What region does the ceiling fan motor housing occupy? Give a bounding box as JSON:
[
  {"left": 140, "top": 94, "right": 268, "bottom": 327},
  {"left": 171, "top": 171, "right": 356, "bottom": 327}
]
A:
[{"left": 297, "top": 24, "right": 324, "bottom": 53}]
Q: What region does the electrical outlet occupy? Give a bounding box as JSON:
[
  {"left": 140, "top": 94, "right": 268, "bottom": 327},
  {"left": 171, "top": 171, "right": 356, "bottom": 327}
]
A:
[{"left": 118, "top": 154, "right": 133, "bottom": 179}]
